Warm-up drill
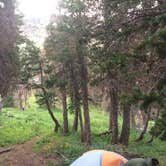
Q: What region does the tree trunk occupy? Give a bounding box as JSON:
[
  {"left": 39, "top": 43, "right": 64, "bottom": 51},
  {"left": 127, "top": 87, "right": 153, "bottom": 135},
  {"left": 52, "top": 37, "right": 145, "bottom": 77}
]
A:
[
  {"left": 69, "top": 61, "right": 78, "bottom": 132},
  {"left": 78, "top": 109, "right": 85, "bottom": 142},
  {"left": 130, "top": 107, "right": 136, "bottom": 129},
  {"left": 73, "top": 102, "right": 84, "bottom": 142},
  {"left": 136, "top": 108, "right": 151, "bottom": 141},
  {"left": 24, "top": 89, "right": 28, "bottom": 110},
  {"left": 110, "top": 88, "right": 118, "bottom": 144},
  {"left": 42, "top": 88, "right": 60, "bottom": 132},
  {"left": 109, "top": 105, "right": 113, "bottom": 131},
  {"left": 119, "top": 104, "right": 131, "bottom": 146},
  {"left": 77, "top": 41, "right": 91, "bottom": 145},
  {"left": 18, "top": 91, "right": 23, "bottom": 110},
  {"left": 81, "top": 72, "right": 91, "bottom": 145},
  {"left": 0, "top": 98, "right": 6, "bottom": 111},
  {"left": 110, "top": 87, "right": 118, "bottom": 144},
  {"left": 141, "top": 110, "right": 147, "bottom": 126},
  {"left": 103, "top": 0, "right": 118, "bottom": 144},
  {"left": 39, "top": 62, "right": 60, "bottom": 132},
  {"left": 68, "top": 55, "right": 85, "bottom": 142},
  {"left": 46, "top": 98, "right": 61, "bottom": 132},
  {"left": 73, "top": 110, "right": 79, "bottom": 131},
  {"left": 61, "top": 89, "right": 69, "bottom": 134}
]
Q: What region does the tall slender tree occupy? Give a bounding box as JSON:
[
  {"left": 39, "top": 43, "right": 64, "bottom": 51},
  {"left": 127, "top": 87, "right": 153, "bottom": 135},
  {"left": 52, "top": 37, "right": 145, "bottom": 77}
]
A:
[
  {"left": 19, "top": 39, "right": 61, "bottom": 132},
  {"left": 0, "top": 0, "right": 18, "bottom": 107}
]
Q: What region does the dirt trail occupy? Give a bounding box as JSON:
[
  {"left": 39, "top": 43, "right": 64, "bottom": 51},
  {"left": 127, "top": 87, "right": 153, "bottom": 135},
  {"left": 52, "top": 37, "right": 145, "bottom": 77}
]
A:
[
  {"left": 0, "top": 139, "right": 58, "bottom": 166},
  {"left": 0, "top": 139, "right": 142, "bottom": 166}
]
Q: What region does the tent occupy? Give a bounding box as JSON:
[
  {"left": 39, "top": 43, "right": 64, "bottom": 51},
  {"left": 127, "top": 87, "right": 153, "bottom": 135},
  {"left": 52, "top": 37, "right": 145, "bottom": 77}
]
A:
[{"left": 70, "top": 150, "right": 128, "bottom": 166}]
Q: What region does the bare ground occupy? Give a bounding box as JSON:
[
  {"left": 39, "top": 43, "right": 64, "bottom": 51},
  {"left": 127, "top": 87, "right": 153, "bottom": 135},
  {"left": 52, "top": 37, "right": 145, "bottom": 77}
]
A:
[{"left": 0, "top": 139, "right": 60, "bottom": 166}]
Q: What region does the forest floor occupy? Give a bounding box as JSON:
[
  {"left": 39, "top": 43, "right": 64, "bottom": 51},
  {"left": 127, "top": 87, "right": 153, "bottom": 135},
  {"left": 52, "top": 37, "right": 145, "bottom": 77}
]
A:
[
  {"left": 0, "top": 137, "right": 141, "bottom": 166},
  {"left": 0, "top": 144, "right": 140, "bottom": 166},
  {"left": 0, "top": 138, "right": 61, "bottom": 166},
  {"left": 0, "top": 97, "right": 166, "bottom": 166},
  {"left": 0, "top": 138, "right": 46, "bottom": 166}
]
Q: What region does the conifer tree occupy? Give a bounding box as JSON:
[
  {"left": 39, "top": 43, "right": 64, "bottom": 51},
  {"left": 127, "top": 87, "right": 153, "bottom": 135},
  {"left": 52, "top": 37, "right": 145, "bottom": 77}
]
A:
[{"left": 0, "top": 0, "right": 18, "bottom": 104}]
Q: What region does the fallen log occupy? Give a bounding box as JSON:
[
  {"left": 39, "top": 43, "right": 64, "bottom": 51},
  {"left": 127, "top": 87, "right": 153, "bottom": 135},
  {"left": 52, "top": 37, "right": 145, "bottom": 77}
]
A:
[
  {"left": 115, "top": 151, "right": 143, "bottom": 159},
  {"left": 54, "top": 150, "right": 69, "bottom": 161},
  {"left": 146, "top": 136, "right": 154, "bottom": 144},
  {"left": 95, "top": 130, "right": 112, "bottom": 136},
  {"left": 0, "top": 148, "right": 13, "bottom": 154}
]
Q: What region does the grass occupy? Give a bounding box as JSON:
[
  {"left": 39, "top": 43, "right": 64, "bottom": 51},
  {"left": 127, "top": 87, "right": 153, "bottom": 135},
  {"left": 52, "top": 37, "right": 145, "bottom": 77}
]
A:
[
  {"left": 34, "top": 131, "right": 166, "bottom": 166},
  {"left": 0, "top": 97, "right": 166, "bottom": 166},
  {"left": 0, "top": 108, "right": 52, "bottom": 146},
  {"left": 0, "top": 96, "right": 54, "bottom": 146}
]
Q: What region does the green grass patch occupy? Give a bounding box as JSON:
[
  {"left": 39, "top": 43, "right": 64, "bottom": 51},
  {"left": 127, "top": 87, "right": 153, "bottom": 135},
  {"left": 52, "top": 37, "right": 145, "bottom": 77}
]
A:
[
  {"left": 34, "top": 130, "right": 166, "bottom": 166},
  {"left": 0, "top": 106, "right": 55, "bottom": 146}
]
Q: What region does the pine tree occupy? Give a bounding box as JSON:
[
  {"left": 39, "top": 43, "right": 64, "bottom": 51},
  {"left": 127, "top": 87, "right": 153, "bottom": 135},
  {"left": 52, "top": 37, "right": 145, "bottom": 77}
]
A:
[
  {"left": 19, "top": 38, "right": 61, "bottom": 132},
  {"left": 0, "top": 0, "right": 18, "bottom": 103}
]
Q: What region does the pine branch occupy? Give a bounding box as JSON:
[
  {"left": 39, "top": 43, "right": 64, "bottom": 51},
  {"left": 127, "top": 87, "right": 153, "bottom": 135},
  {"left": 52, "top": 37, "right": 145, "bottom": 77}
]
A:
[{"left": 113, "top": 5, "right": 166, "bottom": 31}]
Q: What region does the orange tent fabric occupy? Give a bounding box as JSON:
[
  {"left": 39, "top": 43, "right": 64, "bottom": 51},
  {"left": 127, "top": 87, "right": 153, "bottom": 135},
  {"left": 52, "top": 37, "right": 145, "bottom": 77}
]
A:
[
  {"left": 71, "top": 150, "right": 128, "bottom": 166},
  {"left": 102, "top": 151, "right": 128, "bottom": 166}
]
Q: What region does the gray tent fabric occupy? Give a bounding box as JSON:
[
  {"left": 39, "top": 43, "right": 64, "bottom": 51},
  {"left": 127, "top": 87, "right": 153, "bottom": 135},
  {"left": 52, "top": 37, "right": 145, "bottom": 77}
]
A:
[{"left": 123, "top": 158, "right": 159, "bottom": 166}]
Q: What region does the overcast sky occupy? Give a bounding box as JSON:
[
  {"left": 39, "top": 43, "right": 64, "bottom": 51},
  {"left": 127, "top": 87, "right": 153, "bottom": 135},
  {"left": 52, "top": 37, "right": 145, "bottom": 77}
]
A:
[{"left": 18, "top": 0, "right": 59, "bottom": 19}]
